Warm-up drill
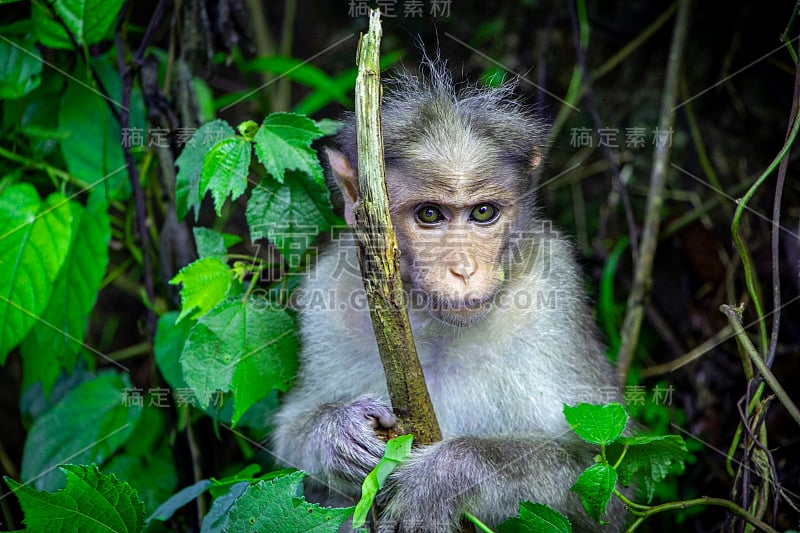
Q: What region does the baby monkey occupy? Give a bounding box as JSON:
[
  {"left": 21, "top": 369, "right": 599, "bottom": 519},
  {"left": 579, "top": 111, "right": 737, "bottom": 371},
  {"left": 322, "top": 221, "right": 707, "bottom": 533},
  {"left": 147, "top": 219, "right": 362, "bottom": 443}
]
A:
[{"left": 272, "top": 62, "right": 624, "bottom": 532}]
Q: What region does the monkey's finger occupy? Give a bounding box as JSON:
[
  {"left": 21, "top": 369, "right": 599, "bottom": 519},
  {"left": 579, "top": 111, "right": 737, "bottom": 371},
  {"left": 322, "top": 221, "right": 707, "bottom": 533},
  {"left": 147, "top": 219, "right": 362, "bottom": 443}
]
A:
[
  {"left": 366, "top": 409, "right": 397, "bottom": 429},
  {"left": 351, "top": 396, "right": 397, "bottom": 428}
]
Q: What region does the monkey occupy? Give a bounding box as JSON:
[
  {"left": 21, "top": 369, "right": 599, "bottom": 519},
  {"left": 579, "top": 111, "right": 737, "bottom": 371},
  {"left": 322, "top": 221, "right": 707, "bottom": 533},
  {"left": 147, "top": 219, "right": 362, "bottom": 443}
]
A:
[{"left": 271, "top": 61, "right": 626, "bottom": 532}]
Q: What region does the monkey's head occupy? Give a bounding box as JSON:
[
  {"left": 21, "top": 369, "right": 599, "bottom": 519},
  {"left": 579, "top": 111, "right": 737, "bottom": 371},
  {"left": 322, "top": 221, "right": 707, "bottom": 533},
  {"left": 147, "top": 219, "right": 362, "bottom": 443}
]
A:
[{"left": 327, "top": 63, "right": 547, "bottom": 327}]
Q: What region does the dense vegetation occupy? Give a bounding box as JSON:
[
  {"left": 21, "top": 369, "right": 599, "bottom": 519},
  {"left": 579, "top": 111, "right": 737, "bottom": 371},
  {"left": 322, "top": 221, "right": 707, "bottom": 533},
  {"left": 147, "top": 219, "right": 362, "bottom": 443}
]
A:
[{"left": 0, "top": 0, "right": 798, "bottom": 531}]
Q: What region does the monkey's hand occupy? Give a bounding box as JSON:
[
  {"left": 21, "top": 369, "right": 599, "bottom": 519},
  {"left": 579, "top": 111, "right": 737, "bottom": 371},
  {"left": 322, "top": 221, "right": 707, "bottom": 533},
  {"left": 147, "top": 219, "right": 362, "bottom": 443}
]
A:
[
  {"left": 314, "top": 396, "right": 397, "bottom": 484},
  {"left": 378, "top": 438, "right": 484, "bottom": 533}
]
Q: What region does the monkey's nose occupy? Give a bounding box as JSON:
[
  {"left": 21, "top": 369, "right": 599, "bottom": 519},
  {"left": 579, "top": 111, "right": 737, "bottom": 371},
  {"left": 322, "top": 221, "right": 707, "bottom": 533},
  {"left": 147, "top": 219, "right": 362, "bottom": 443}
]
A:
[{"left": 449, "top": 259, "right": 477, "bottom": 285}]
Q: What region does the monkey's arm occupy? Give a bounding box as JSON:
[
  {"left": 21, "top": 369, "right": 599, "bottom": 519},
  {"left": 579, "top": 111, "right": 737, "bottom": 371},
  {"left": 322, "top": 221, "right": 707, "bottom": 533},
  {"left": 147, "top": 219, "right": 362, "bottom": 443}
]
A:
[{"left": 379, "top": 434, "right": 623, "bottom": 533}]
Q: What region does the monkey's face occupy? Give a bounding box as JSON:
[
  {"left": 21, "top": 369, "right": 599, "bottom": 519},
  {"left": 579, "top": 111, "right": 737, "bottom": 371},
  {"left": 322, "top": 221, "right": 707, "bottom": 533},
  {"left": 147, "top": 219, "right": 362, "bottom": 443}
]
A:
[{"left": 389, "top": 177, "right": 519, "bottom": 328}]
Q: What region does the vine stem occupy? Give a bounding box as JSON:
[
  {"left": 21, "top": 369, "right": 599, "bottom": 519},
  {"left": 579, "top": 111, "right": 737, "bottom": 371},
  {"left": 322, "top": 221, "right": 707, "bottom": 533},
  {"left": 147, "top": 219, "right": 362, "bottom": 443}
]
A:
[
  {"left": 622, "top": 496, "right": 779, "bottom": 533},
  {"left": 0, "top": 146, "right": 86, "bottom": 187},
  {"left": 729, "top": 104, "right": 800, "bottom": 357},
  {"left": 720, "top": 305, "right": 800, "bottom": 428}
]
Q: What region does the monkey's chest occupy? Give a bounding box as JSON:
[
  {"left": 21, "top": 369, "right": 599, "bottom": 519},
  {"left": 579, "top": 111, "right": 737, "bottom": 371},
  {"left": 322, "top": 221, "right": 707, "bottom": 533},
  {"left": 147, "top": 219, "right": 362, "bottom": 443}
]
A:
[{"left": 417, "top": 348, "right": 549, "bottom": 436}]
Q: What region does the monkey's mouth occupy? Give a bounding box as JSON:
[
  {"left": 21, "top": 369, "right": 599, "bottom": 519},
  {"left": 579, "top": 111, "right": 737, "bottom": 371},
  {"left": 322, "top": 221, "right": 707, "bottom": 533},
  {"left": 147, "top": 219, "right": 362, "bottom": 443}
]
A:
[{"left": 429, "top": 295, "right": 492, "bottom": 327}]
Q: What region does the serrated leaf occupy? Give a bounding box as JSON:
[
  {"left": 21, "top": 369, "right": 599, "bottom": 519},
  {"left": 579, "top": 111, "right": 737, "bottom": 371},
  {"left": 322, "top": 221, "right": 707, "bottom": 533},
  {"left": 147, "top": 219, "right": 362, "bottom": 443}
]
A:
[
  {"left": 563, "top": 403, "right": 628, "bottom": 445},
  {"left": 170, "top": 257, "right": 234, "bottom": 322},
  {"left": 193, "top": 227, "right": 241, "bottom": 259},
  {"left": 6, "top": 464, "right": 145, "bottom": 532},
  {"left": 21, "top": 372, "right": 142, "bottom": 491},
  {"left": 176, "top": 120, "right": 236, "bottom": 219},
  {"left": 201, "top": 481, "right": 249, "bottom": 533},
  {"left": 194, "top": 227, "right": 228, "bottom": 259},
  {"left": 200, "top": 137, "right": 252, "bottom": 216},
  {"left": 607, "top": 434, "right": 688, "bottom": 502},
  {"left": 180, "top": 298, "right": 298, "bottom": 425},
  {"left": 353, "top": 435, "right": 413, "bottom": 527},
  {"left": 498, "top": 501, "right": 572, "bottom": 533},
  {"left": 154, "top": 311, "right": 192, "bottom": 389},
  {"left": 0, "top": 35, "right": 42, "bottom": 99},
  {"left": 245, "top": 173, "right": 337, "bottom": 269},
  {"left": 222, "top": 471, "right": 352, "bottom": 532},
  {"left": 20, "top": 190, "right": 110, "bottom": 395},
  {"left": 0, "top": 185, "right": 74, "bottom": 363},
  {"left": 570, "top": 463, "right": 617, "bottom": 524},
  {"left": 253, "top": 112, "right": 325, "bottom": 185},
  {"left": 148, "top": 479, "right": 212, "bottom": 523},
  {"left": 32, "top": 0, "right": 124, "bottom": 48}
]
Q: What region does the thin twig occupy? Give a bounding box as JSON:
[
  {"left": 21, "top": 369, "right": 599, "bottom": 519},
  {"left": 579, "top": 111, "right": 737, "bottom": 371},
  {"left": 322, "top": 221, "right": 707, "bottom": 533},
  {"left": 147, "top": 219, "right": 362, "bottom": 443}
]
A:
[
  {"left": 639, "top": 325, "right": 733, "bottom": 378},
  {"left": 617, "top": 0, "right": 692, "bottom": 382}
]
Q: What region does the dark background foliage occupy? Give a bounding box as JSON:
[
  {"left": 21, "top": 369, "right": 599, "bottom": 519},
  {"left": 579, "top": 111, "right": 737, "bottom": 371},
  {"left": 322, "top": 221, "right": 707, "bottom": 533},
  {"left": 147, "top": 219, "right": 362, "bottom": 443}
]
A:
[{"left": 1, "top": 0, "right": 799, "bottom": 531}]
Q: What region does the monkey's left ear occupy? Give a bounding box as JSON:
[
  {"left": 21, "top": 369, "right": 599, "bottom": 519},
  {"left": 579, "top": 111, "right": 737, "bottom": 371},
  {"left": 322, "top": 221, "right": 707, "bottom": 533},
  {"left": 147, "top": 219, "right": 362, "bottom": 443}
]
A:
[{"left": 325, "top": 147, "right": 359, "bottom": 226}]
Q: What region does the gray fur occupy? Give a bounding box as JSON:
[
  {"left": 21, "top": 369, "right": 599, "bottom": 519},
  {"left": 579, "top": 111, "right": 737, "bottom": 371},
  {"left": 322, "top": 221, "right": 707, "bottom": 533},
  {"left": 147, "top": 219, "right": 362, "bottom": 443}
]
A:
[{"left": 271, "top": 62, "right": 625, "bottom": 532}]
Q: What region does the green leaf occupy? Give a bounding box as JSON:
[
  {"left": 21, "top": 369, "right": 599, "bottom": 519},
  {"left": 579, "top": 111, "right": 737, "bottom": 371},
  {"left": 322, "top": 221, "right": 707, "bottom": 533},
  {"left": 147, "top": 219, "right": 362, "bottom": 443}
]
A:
[
  {"left": 0, "top": 36, "right": 42, "bottom": 99},
  {"left": 201, "top": 481, "right": 249, "bottom": 533},
  {"left": 170, "top": 257, "right": 234, "bottom": 322},
  {"left": 21, "top": 372, "right": 142, "bottom": 491},
  {"left": 242, "top": 57, "right": 350, "bottom": 106},
  {"left": 20, "top": 190, "right": 110, "bottom": 395},
  {"left": 607, "top": 434, "right": 689, "bottom": 502},
  {"left": 237, "top": 120, "right": 259, "bottom": 141},
  {"left": 180, "top": 298, "right": 298, "bottom": 426},
  {"left": 176, "top": 120, "right": 236, "bottom": 220},
  {"left": 104, "top": 449, "right": 176, "bottom": 515},
  {"left": 222, "top": 471, "right": 352, "bottom": 532},
  {"left": 293, "top": 51, "right": 402, "bottom": 115},
  {"left": 148, "top": 479, "right": 212, "bottom": 523},
  {"left": 208, "top": 464, "right": 263, "bottom": 499},
  {"left": 193, "top": 227, "right": 240, "bottom": 259},
  {"left": 253, "top": 112, "right": 325, "bottom": 185},
  {"left": 570, "top": 463, "right": 617, "bottom": 524},
  {"left": 314, "top": 118, "right": 344, "bottom": 137},
  {"left": 57, "top": 60, "right": 139, "bottom": 201},
  {"left": 104, "top": 406, "right": 176, "bottom": 513},
  {"left": 193, "top": 77, "right": 216, "bottom": 123},
  {"left": 6, "top": 464, "right": 145, "bottom": 532},
  {"left": 245, "top": 173, "right": 337, "bottom": 269},
  {"left": 353, "top": 435, "right": 413, "bottom": 527},
  {"left": 154, "top": 311, "right": 192, "bottom": 389},
  {"left": 498, "top": 501, "right": 572, "bottom": 533},
  {"left": 32, "top": 0, "right": 124, "bottom": 48},
  {"left": 563, "top": 402, "right": 628, "bottom": 445},
  {"left": 0, "top": 185, "right": 74, "bottom": 363},
  {"left": 200, "top": 137, "right": 252, "bottom": 216}
]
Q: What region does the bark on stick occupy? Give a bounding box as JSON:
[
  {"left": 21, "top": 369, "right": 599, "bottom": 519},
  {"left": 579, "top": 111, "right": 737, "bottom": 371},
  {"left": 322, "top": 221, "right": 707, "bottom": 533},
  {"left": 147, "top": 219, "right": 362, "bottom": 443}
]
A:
[{"left": 351, "top": 9, "right": 442, "bottom": 445}]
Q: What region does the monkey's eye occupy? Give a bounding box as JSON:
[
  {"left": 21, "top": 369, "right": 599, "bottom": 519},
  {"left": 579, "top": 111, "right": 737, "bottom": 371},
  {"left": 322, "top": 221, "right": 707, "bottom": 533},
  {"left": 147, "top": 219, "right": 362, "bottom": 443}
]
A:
[
  {"left": 470, "top": 203, "right": 499, "bottom": 224},
  {"left": 416, "top": 204, "right": 445, "bottom": 225}
]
